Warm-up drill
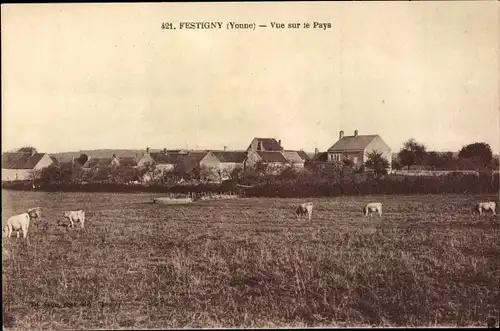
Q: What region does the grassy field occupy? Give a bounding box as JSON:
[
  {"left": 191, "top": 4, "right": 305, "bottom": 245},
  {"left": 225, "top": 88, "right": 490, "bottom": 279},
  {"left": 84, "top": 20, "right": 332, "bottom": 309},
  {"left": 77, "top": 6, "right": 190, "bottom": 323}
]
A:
[{"left": 2, "top": 190, "right": 499, "bottom": 328}]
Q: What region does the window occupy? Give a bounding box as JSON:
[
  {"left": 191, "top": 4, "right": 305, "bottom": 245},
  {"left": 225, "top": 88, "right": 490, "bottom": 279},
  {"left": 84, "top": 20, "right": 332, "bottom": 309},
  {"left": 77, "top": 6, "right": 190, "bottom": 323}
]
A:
[
  {"left": 353, "top": 156, "right": 358, "bottom": 164},
  {"left": 330, "top": 154, "right": 341, "bottom": 162}
]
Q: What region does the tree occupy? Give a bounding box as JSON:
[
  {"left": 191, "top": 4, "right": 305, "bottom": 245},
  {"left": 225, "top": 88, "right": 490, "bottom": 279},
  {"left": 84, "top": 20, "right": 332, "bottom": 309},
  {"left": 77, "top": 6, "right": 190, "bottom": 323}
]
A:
[
  {"left": 91, "top": 167, "right": 111, "bottom": 182},
  {"left": 76, "top": 154, "right": 89, "bottom": 166},
  {"left": 110, "top": 165, "right": 140, "bottom": 183},
  {"left": 17, "top": 146, "right": 38, "bottom": 153},
  {"left": 277, "top": 166, "right": 299, "bottom": 181},
  {"left": 398, "top": 138, "right": 427, "bottom": 170},
  {"left": 364, "top": 151, "right": 390, "bottom": 177},
  {"left": 40, "top": 164, "right": 61, "bottom": 182},
  {"left": 458, "top": 142, "right": 493, "bottom": 167}
]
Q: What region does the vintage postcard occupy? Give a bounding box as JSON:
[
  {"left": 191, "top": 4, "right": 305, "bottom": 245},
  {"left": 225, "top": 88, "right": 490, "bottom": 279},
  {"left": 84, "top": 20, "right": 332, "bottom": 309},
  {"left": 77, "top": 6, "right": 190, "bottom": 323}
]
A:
[{"left": 2, "top": 2, "right": 499, "bottom": 329}]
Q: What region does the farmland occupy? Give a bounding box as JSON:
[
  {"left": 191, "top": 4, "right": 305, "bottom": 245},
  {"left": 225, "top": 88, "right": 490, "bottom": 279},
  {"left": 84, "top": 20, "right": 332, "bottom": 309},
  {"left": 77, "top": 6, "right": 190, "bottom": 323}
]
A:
[{"left": 2, "top": 190, "right": 499, "bottom": 328}]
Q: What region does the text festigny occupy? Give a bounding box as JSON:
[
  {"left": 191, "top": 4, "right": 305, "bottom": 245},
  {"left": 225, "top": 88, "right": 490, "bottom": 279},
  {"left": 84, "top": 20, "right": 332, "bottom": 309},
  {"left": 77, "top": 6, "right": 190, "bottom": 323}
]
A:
[{"left": 161, "top": 21, "right": 332, "bottom": 31}]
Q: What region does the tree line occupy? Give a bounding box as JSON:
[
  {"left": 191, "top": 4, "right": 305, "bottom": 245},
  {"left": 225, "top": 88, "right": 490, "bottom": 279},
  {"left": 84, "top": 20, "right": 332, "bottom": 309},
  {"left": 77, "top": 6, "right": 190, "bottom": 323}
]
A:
[{"left": 394, "top": 139, "right": 498, "bottom": 170}]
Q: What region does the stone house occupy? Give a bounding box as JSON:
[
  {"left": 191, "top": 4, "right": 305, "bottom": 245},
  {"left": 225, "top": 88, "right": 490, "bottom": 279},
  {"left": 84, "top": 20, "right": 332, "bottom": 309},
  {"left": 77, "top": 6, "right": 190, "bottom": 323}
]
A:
[{"left": 327, "top": 130, "right": 392, "bottom": 171}]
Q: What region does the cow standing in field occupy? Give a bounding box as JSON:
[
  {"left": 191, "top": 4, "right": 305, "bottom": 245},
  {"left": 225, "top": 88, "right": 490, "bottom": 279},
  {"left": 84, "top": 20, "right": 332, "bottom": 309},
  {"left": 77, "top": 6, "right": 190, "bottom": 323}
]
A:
[
  {"left": 473, "top": 202, "right": 497, "bottom": 216},
  {"left": 295, "top": 202, "right": 314, "bottom": 221},
  {"left": 63, "top": 210, "right": 86, "bottom": 228},
  {"left": 3, "top": 213, "right": 31, "bottom": 239},
  {"left": 363, "top": 202, "right": 382, "bottom": 217}
]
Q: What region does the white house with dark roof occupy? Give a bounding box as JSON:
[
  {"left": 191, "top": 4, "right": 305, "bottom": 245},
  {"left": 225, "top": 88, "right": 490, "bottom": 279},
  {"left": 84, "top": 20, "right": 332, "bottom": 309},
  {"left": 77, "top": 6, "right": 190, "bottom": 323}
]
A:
[
  {"left": 200, "top": 150, "right": 247, "bottom": 181},
  {"left": 2, "top": 149, "right": 56, "bottom": 181},
  {"left": 327, "top": 130, "right": 392, "bottom": 171}
]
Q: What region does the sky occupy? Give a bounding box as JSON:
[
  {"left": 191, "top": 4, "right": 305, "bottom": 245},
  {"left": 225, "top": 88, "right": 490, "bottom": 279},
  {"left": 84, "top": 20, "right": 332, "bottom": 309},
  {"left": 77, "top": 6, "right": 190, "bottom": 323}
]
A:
[{"left": 2, "top": 2, "right": 499, "bottom": 154}]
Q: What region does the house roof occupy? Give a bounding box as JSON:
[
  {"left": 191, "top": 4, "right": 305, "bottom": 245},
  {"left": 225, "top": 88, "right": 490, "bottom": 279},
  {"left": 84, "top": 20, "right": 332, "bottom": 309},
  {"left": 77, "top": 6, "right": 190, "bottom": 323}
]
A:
[
  {"left": 83, "top": 158, "right": 114, "bottom": 168},
  {"left": 327, "top": 135, "right": 379, "bottom": 152},
  {"left": 119, "top": 157, "right": 137, "bottom": 167},
  {"left": 2, "top": 152, "right": 47, "bottom": 169},
  {"left": 211, "top": 151, "right": 247, "bottom": 163},
  {"left": 50, "top": 156, "right": 60, "bottom": 167},
  {"left": 256, "top": 151, "right": 289, "bottom": 163},
  {"left": 167, "top": 152, "right": 206, "bottom": 171},
  {"left": 149, "top": 153, "right": 176, "bottom": 165},
  {"left": 249, "top": 138, "right": 283, "bottom": 151},
  {"left": 282, "top": 151, "right": 305, "bottom": 164},
  {"left": 188, "top": 151, "right": 209, "bottom": 163},
  {"left": 296, "top": 150, "right": 310, "bottom": 161}
]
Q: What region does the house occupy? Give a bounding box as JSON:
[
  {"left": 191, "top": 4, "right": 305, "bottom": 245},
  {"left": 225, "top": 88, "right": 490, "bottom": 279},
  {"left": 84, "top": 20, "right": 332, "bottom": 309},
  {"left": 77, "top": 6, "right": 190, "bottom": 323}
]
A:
[
  {"left": 136, "top": 148, "right": 177, "bottom": 172},
  {"left": 283, "top": 150, "right": 310, "bottom": 169},
  {"left": 168, "top": 151, "right": 207, "bottom": 176},
  {"left": 327, "top": 130, "right": 392, "bottom": 171},
  {"left": 246, "top": 138, "right": 284, "bottom": 153},
  {"left": 244, "top": 151, "right": 291, "bottom": 175},
  {"left": 82, "top": 154, "right": 137, "bottom": 170},
  {"left": 2, "top": 150, "right": 56, "bottom": 181},
  {"left": 199, "top": 151, "right": 247, "bottom": 181},
  {"left": 136, "top": 147, "right": 208, "bottom": 181}
]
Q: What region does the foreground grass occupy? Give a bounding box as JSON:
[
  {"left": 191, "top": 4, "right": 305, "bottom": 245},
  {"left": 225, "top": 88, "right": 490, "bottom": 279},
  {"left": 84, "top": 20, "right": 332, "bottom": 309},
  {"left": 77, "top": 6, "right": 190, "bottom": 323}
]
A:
[{"left": 2, "top": 191, "right": 499, "bottom": 328}]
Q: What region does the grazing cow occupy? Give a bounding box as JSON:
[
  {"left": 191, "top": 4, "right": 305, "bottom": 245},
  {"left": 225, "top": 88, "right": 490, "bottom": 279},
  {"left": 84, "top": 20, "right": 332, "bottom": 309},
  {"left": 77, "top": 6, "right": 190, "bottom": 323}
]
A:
[
  {"left": 363, "top": 202, "right": 382, "bottom": 217},
  {"left": 295, "top": 202, "right": 314, "bottom": 221},
  {"left": 27, "top": 207, "right": 42, "bottom": 220},
  {"left": 3, "top": 213, "right": 31, "bottom": 239},
  {"left": 63, "top": 210, "right": 85, "bottom": 228},
  {"left": 473, "top": 201, "right": 496, "bottom": 216}
]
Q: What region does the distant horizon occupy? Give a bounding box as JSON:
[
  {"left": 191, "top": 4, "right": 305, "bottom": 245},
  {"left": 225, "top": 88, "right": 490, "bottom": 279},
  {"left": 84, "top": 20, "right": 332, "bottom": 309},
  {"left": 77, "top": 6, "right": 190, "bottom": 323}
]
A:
[{"left": 3, "top": 140, "right": 498, "bottom": 156}]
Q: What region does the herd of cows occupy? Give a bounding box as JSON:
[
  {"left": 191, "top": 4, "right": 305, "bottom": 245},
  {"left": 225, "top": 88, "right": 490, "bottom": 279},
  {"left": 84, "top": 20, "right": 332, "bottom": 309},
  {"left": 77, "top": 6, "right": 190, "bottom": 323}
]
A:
[
  {"left": 2, "top": 200, "right": 497, "bottom": 240},
  {"left": 3, "top": 208, "right": 85, "bottom": 239},
  {"left": 295, "top": 200, "right": 497, "bottom": 221}
]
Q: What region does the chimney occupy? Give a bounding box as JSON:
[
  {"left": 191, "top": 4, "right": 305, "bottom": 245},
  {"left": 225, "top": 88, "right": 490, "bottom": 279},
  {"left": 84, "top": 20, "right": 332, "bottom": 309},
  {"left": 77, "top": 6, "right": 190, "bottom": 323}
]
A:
[
  {"left": 354, "top": 130, "right": 358, "bottom": 138},
  {"left": 146, "top": 147, "right": 150, "bottom": 154},
  {"left": 339, "top": 130, "right": 344, "bottom": 140},
  {"left": 112, "top": 153, "right": 116, "bottom": 158},
  {"left": 278, "top": 139, "right": 281, "bottom": 146},
  {"left": 163, "top": 148, "right": 167, "bottom": 153},
  {"left": 315, "top": 148, "right": 319, "bottom": 155},
  {"left": 31, "top": 148, "right": 36, "bottom": 157},
  {"left": 258, "top": 141, "right": 263, "bottom": 151},
  {"left": 224, "top": 146, "right": 228, "bottom": 151}
]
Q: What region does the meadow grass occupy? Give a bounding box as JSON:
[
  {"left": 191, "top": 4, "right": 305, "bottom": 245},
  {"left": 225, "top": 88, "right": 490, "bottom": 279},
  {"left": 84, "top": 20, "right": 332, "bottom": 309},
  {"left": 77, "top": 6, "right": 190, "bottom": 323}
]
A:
[{"left": 2, "top": 190, "right": 499, "bottom": 329}]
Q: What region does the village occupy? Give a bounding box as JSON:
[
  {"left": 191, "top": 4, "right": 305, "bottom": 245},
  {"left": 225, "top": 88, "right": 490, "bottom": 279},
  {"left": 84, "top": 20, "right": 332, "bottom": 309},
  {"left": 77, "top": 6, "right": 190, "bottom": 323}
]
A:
[{"left": 2, "top": 130, "right": 395, "bottom": 183}]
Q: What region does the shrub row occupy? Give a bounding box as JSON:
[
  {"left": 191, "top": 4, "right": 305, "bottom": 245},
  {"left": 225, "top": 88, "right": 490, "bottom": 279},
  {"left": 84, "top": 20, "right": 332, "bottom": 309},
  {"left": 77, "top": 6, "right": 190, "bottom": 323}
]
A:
[{"left": 3, "top": 173, "right": 498, "bottom": 197}]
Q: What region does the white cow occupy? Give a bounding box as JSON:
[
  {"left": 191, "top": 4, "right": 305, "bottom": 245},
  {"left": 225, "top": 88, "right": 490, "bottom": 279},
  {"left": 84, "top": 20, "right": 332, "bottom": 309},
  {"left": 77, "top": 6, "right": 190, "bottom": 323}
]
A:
[
  {"left": 363, "top": 202, "right": 382, "bottom": 217},
  {"left": 473, "top": 202, "right": 496, "bottom": 216},
  {"left": 63, "top": 210, "right": 85, "bottom": 228},
  {"left": 295, "top": 202, "right": 314, "bottom": 221},
  {"left": 3, "top": 213, "right": 31, "bottom": 239}
]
